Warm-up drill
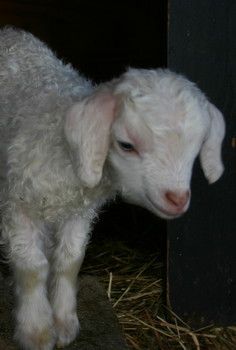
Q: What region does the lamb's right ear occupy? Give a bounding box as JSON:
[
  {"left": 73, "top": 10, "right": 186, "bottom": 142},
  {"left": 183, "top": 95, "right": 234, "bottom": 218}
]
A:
[
  {"left": 65, "top": 92, "right": 117, "bottom": 188},
  {"left": 200, "top": 102, "right": 226, "bottom": 184}
]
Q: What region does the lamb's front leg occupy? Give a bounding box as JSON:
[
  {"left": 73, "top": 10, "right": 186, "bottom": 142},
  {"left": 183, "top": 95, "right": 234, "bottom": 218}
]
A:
[
  {"left": 50, "top": 216, "right": 90, "bottom": 347},
  {"left": 4, "top": 210, "right": 55, "bottom": 350}
]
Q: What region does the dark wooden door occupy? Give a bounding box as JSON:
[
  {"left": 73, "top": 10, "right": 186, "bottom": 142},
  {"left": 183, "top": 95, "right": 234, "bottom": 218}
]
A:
[{"left": 167, "top": 0, "right": 236, "bottom": 326}]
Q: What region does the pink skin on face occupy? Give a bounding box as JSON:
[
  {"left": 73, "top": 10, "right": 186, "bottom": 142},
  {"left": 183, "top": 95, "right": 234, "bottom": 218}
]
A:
[{"left": 124, "top": 127, "right": 150, "bottom": 156}]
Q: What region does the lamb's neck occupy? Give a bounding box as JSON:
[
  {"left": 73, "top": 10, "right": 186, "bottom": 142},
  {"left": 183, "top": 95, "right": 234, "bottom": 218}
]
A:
[{"left": 98, "top": 160, "right": 121, "bottom": 200}]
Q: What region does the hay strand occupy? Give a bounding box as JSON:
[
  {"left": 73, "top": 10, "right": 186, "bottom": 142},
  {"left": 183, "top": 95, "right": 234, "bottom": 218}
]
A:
[{"left": 82, "top": 240, "right": 236, "bottom": 349}]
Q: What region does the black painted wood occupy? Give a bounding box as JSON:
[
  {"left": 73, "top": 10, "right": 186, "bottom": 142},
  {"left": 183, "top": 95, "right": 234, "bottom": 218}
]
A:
[{"left": 167, "top": 1, "right": 236, "bottom": 325}]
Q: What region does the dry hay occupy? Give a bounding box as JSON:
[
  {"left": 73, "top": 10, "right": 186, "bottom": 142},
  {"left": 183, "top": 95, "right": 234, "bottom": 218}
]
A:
[{"left": 82, "top": 240, "right": 236, "bottom": 350}]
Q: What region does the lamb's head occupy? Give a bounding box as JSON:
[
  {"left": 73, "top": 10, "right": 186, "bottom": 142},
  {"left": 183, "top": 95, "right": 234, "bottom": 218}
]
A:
[{"left": 65, "top": 69, "right": 225, "bottom": 219}]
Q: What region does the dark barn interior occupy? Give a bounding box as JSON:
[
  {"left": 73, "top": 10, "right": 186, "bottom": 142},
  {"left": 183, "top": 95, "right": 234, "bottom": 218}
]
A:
[
  {"left": 0, "top": 0, "right": 168, "bottom": 250},
  {"left": 0, "top": 1, "right": 168, "bottom": 349},
  {"left": 0, "top": 1, "right": 236, "bottom": 349}
]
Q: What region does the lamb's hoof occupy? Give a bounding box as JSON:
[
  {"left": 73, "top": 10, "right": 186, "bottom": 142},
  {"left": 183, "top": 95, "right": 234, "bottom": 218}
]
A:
[
  {"left": 15, "top": 326, "right": 56, "bottom": 350},
  {"left": 55, "top": 312, "right": 80, "bottom": 348}
]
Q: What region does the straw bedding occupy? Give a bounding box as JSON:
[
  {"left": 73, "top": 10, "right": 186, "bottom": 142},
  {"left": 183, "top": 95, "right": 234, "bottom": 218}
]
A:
[{"left": 82, "top": 239, "right": 236, "bottom": 350}]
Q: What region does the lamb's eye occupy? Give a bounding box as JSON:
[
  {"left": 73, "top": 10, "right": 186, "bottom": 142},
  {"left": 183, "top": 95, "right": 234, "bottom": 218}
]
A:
[{"left": 117, "top": 140, "right": 135, "bottom": 152}]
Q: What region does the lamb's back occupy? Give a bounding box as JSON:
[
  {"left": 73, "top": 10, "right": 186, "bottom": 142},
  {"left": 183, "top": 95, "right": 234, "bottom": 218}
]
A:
[
  {"left": 0, "top": 27, "right": 91, "bottom": 113},
  {"left": 0, "top": 28, "right": 92, "bottom": 199}
]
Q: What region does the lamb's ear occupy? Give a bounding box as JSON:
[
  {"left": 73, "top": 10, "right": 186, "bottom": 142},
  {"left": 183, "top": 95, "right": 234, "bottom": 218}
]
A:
[
  {"left": 65, "top": 92, "right": 117, "bottom": 188},
  {"left": 200, "top": 102, "right": 226, "bottom": 184}
]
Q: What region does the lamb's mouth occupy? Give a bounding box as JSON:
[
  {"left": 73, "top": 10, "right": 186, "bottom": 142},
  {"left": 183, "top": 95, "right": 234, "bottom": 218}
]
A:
[{"left": 145, "top": 193, "right": 182, "bottom": 219}]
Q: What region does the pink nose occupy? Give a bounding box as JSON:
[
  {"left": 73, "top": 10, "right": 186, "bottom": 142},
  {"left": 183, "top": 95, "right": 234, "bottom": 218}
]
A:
[{"left": 165, "top": 190, "right": 190, "bottom": 210}]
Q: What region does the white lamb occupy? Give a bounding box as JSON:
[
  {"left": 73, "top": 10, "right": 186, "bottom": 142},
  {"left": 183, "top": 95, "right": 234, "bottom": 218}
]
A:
[{"left": 0, "top": 28, "right": 225, "bottom": 350}]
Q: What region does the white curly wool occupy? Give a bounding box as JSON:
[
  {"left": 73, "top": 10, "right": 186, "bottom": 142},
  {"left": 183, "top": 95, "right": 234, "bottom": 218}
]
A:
[{"left": 0, "top": 28, "right": 225, "bottom": 350}]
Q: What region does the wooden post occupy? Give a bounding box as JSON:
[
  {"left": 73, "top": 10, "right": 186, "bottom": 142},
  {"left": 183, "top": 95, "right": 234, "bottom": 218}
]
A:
[{"left": 167, "top": 0, "right": 236, "bottom": 326}]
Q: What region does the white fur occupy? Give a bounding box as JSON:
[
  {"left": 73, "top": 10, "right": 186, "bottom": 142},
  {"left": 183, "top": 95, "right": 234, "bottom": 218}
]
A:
[
  {"left": 0, "top": 28, "right": 225, "bottom": 349},
  {"left": 50, "top": 217, "right": 90, "bottom": 347},
  {"left": 15, "top": 286, "right": 55, "bottom": 350}
]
